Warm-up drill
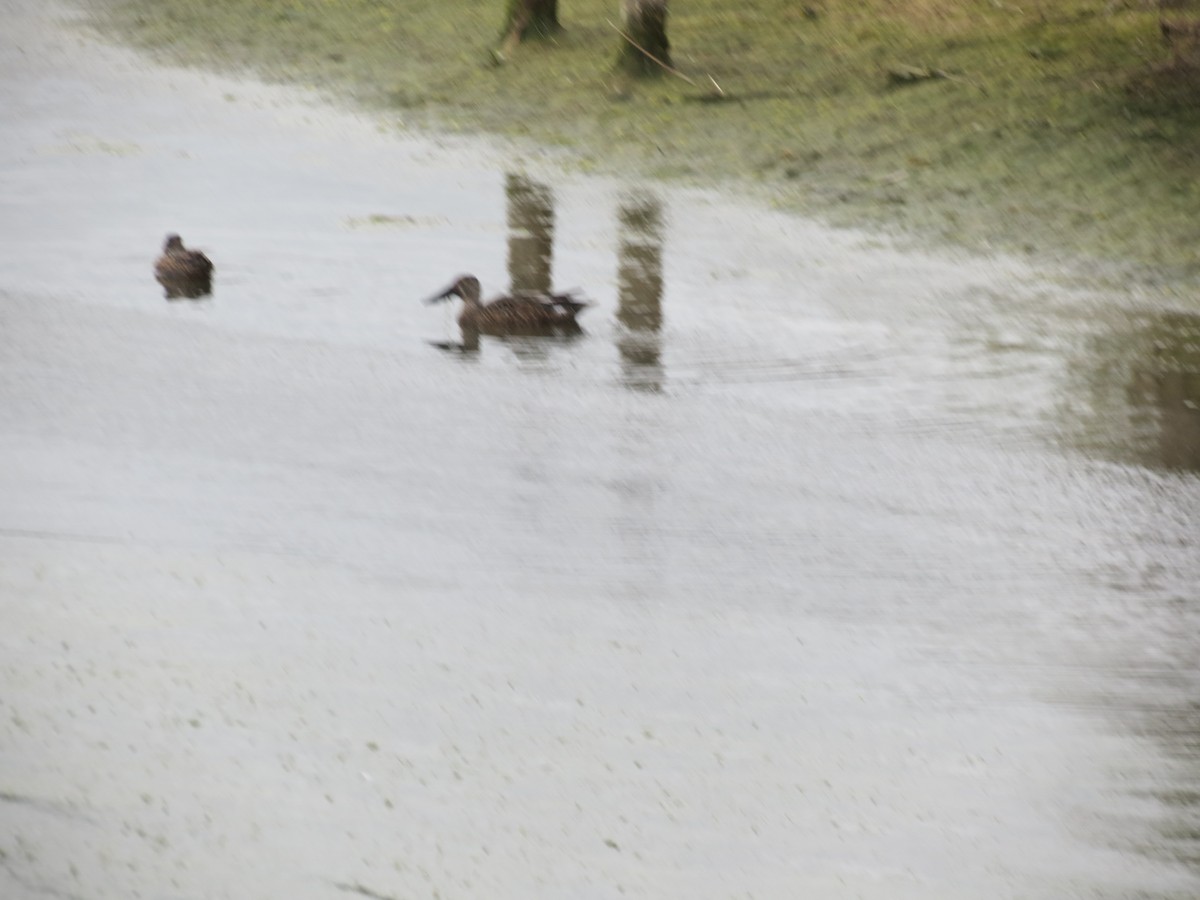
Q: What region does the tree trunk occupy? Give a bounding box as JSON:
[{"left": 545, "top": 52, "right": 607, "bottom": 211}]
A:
[
  {"left": 499, "top": 0, "right": 562, "bottom": 57},
  {"left": 1159, "top": 0, "right": 1200, "bottom": 65},
  {"left": 616, "top": 0, "right": 671, "bottom": 78}
]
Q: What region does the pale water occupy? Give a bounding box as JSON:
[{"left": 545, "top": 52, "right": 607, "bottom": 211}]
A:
[{"left": 1, "top": 3, "right": 1199, "bottom": 898}]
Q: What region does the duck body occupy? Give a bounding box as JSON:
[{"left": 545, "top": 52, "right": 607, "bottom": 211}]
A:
[
  {"left": 155, "top": 234, "right": 214, "bottom": 299},
  {"left": 426, "top": 275, "right": 589, "bottom": 336}
]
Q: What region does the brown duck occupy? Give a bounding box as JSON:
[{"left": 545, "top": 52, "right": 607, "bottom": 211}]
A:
[
  {"left": 154, "top": 234, "right": 214, "bottom": 299},
  {"left": 425, "top": 274, "right": 590, "bottom": 336}
]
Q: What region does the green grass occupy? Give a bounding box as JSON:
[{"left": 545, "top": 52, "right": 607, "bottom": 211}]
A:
[{"left": 85, "top": 0, "right": 1200, "bottom": 284}]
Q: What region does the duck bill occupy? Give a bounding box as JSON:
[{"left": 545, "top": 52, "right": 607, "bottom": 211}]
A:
[{"left": 423, "top": 283, "right": 459, "bottom": 305}]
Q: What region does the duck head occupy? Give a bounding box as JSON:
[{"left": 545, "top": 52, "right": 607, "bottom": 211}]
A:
[
  {"left": 425, "top": 274, "right": 482, "bottom": 306},
  {"left": 163, "top": 234, "right": 185, "bottom": 253}
]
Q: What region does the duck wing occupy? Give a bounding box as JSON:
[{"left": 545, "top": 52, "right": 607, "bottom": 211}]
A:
[
  {"left": 506, "top": 290, "right": 591, "bottom": 315},
  {"left": 182, "top": 249, "right": 214, "bottom": 277},
  {"left": 485, "top": 293, "right": 546, "bottom": 312},
  {"left": 155, "top": 249, "right": 214, "bottom": 281}
]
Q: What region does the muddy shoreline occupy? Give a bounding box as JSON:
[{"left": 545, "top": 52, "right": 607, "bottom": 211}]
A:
[{"left": 78, "top": 0, "right": 1200, "bottom": 291}]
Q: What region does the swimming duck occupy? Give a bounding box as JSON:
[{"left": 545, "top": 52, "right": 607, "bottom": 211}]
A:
[
  {"left": 424, "top": 274, "right": 590, "bottom": 336},
  {"left": 154, "top": 234, "right": 214, "bottom": 299}
]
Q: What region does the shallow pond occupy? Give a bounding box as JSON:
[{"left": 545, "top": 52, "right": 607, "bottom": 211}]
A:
[{"left": 1, "top": 3, "right": 1198, "bottom": 899}]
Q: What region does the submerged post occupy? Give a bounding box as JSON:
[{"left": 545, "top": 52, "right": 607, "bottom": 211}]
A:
[{"left": 616, "top": 0, "right": 671, "bottom": 77}]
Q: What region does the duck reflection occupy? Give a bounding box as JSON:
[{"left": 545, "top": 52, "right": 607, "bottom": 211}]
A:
[{"left": 615, "top": 195, "right": 665, "bottom": 392}]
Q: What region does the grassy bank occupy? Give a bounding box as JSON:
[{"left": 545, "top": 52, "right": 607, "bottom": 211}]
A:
[{"left": 85, "top": 0, "right": 1200, "bottom": 283}]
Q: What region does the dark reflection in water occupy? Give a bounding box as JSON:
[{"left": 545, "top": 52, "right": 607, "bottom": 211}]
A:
[
  {"left": 506, "top": 172, "right": 554, "bottom": 296},
  {"left": 434, "top": 177, "right": 666, "bottom": 375},
  {"left": 161, "top": 280, "right": 213, "bottom": 301},
  {"left": 1125, "top": 312, "right": 1200, "bottom": 472},
  {"left": 496, "top": 331, "right": 584, "bottom": 366},
  {"left": 1066, "top": 309, "right": 1200, "bottom": 473},
  {"left": 429, "top": 332, "right": 481, "bottom": 355},
  {"left": 1144, "top": 700, "right": 1200, "bottom": 875},
  {"left": 615, "top": 195, "right": 665, "bottom": 392},
  {"left": 1061, "top": 310, "right": 1200, "bottom": 882},
  {"left": 1089, "top": 611, "right": 1200, "bottom": 880}
]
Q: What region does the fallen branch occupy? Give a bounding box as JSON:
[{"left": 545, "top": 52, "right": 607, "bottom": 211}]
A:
[
  {"left": 886, "top": 64, "right": 949, "bottom": 87},
  {"left": 607, "top": 19, "right": 723, "bottom": 94},
  {"left": 885, "top": 63, "right": 986, "bottom": 95}
]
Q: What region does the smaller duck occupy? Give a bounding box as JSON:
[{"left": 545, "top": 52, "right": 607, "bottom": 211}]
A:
[
  {"left": 424, "top": 274, "right": 590, "bottom": 336},
  {"left": 154, "top": 234, "right": 214, "bottom": 299}
]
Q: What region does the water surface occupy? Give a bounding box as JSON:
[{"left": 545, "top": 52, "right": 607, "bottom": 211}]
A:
[{"left": 1, "top": 3, "right": 1199, "bottom": 899}]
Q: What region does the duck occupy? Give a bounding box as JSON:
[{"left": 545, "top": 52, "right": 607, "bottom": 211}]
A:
[
  {"left": 424, "top": 274, "right": 590, "bottom": 336},
  {"left": 154, "top": 234, "right": 214, "bottom": 299}
]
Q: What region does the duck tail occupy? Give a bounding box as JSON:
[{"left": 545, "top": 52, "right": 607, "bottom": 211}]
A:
[{"left": 549, "top": 290, "right": 591, "bottom": 315}]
